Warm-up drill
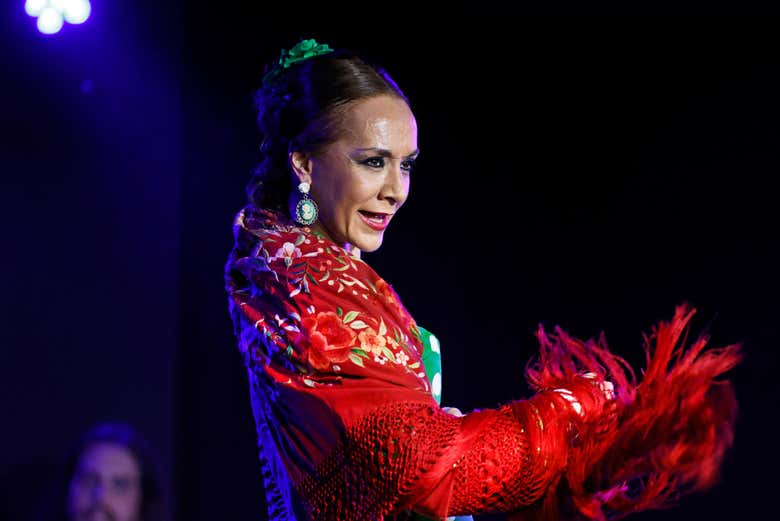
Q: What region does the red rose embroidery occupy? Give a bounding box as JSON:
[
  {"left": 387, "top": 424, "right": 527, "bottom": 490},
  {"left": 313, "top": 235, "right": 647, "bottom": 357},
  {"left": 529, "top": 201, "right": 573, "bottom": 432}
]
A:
[
  {"left": 376, "top": 279, "right": 401, "bottom": 310},
  {"left": 301, "top": 311, "right": 356, "bottom": 370},
  {"left": 375, "top": 279, "right": 411, "bottom": 326}
]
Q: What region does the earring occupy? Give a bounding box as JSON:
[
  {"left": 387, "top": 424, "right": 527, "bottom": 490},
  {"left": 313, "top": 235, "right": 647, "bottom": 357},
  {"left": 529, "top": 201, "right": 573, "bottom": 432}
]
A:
[{"left": 294, "top": 181, "right": 318, "bottom": 226}]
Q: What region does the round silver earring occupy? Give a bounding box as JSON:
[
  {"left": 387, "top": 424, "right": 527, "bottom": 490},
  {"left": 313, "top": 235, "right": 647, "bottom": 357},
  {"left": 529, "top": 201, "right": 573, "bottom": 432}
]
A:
[{"left": 294, "top": 181, "right": 318, "bottom": 226}]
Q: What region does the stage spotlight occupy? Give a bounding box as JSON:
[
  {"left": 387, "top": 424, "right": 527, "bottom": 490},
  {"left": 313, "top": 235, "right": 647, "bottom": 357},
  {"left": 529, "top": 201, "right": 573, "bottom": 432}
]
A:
[
  {"left": 63, "top": 0, "right": 91, "bottom": 24},
  {"left": 36, "top": 6, "right": 63, "bottom": 34},
  {"left": 24, "top": 0, "right": 47, "bottom": 17},
  {"left": 26, "top": 0, "right": 91, "bottom": 34}
]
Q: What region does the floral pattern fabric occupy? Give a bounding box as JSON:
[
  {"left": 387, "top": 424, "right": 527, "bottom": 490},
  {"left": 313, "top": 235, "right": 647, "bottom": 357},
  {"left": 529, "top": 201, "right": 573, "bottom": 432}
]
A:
[
  {"left": 224, "top": 205, "right": 740, "bottom": 521},
  {"left": 224, "top": 206, "right": 580, "bottom": 520}
]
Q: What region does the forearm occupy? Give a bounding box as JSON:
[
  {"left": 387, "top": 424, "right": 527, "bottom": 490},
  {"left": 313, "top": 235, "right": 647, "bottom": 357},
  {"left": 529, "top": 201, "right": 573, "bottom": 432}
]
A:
[{"left": 408, "top": 390, "right": 579, "bottom": 518}]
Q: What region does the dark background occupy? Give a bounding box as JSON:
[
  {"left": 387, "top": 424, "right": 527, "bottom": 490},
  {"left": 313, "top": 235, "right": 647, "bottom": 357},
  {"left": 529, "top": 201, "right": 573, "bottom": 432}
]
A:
[{"left": 2, "top": 3, "right": 778, "bottom": 521}]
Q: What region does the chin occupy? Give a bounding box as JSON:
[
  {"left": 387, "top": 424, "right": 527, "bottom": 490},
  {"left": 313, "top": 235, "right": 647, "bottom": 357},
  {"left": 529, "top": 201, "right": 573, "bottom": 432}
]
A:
[{"left": 354, "top": 234, "right": 384, "bottom": 253}]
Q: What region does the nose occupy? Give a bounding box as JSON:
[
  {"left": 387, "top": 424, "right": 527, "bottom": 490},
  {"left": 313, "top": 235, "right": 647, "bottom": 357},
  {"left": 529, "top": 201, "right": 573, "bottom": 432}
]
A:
[{"left": 379, "top": 163, "right": 408, "bottom": 207}]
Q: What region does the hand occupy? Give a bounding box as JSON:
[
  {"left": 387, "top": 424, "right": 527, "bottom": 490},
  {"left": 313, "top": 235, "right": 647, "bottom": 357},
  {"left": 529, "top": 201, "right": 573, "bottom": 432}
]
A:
[
  {"left": 581, "top": 372, "right": 615, "bottom": 399},
  {"left": 552, "top": 372, "right": 616, "bottom": 417},
  {"left": 442, "top": 406, "right": 464, "bottom": 417}
]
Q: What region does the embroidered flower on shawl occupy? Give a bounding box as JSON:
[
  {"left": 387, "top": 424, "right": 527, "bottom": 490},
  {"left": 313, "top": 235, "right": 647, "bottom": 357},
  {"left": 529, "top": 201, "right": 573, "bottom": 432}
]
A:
[
  {"left": 375, "top": 278, "right": 408, "bottom": 320},
  {"left": 270, "top": 242, "right": 302, "bottom": 267},
  {"left": 358, "top": 327, "right": 387, "bottom": 356},
  {"left": 300, "top": 311, "right": 357, "bottom": 370}
]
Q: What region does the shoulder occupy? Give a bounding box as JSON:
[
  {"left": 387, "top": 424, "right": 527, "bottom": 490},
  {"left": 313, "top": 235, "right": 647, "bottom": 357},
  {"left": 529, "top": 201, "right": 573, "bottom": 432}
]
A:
[
  {"left": 226, "top": 206, "right": 378, "bottom": 293},
  {"left": 232, "top": 205, "right": 300, "bottom": 249},
  {"left": 231, "top": 205, "right": 356, "bottom": 263}
]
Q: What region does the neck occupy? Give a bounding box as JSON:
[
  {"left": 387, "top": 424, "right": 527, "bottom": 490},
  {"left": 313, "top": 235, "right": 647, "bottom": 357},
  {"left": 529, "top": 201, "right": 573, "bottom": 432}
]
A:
[
  {"left": 309, "top": 222, "right": 361, "bottom": 259},
  {"left": 344, "top": 243, "right": 362, "bottom": 260}
]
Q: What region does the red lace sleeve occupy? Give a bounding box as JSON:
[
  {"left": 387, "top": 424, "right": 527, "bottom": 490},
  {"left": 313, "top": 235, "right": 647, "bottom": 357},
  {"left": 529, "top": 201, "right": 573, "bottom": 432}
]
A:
[{"left": 225, "top": 207, "right": 740, "bottom": 521}]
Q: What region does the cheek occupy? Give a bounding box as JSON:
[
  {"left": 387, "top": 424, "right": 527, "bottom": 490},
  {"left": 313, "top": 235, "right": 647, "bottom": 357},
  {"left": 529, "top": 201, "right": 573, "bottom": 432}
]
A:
[
  {"left": 108, "top": 491, "right": 142, "bottom": 519},
  {"left": 352, "top": 176, "right": 387, "bottom": 204},
  {"left": 325, "top": 180, "right": 370, "bottom": 216}
]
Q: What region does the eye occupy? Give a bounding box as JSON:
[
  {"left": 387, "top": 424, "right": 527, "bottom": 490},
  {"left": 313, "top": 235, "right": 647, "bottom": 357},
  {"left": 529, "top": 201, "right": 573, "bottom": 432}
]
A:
[
  {"left": 111, "top": 477, "right": 137, "bottom": 495},
  {"left": 361, "top": 157, "right": 385, "bottom": 169},
  {"left": 401, "top": 159, "right": 416, "bottom": 172}
]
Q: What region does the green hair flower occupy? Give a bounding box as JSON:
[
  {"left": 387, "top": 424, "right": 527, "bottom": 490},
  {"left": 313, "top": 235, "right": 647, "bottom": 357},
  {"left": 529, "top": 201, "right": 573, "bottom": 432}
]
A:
[{"left": 262, "top": 38, "right": 334, "bottom": 86}]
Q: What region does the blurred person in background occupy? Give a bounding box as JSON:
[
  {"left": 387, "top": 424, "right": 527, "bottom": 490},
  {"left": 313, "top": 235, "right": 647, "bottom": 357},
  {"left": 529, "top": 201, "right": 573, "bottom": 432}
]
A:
[{"left": 35, "top": 421, "right": 169, "bottom": 521}]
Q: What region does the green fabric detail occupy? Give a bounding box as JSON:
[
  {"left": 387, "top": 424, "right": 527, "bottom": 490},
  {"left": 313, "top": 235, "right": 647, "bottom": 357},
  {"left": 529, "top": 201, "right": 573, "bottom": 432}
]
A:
[
  {"left": 410, "top": 328, "right": 473, "bottom": 521},
  {"left": 417, "top": 325, "right": 442, "bottom": 405}
]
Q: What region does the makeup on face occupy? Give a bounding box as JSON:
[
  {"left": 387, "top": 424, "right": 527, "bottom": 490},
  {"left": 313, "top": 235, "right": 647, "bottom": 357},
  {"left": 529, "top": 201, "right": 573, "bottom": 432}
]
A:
[{"left": 306, "top": 95, "right": 419, "bottom": 255}]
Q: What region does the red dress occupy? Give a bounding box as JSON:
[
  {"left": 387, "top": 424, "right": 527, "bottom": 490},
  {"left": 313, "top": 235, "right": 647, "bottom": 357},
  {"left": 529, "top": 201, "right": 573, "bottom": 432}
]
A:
[{"left": 224, "top": 205, "right": 740, "bottom": 521}]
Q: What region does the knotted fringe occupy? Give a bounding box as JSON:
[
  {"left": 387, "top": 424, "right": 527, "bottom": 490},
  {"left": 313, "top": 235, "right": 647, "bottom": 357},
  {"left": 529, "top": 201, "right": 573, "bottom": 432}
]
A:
[{"left": 514, "top": 303, "right": 741, "bottom": 521}]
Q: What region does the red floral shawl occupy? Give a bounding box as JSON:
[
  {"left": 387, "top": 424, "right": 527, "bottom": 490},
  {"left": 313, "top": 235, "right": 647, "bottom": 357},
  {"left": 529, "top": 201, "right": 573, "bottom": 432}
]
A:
[{"left": 224, "top": 205, "right": 740, "bottom": 521}]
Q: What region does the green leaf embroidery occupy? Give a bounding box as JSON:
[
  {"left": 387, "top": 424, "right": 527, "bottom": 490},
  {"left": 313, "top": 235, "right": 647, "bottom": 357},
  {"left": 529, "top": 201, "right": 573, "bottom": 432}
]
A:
[
  {"left": 351, "top": 348, "right": 370, "bottom": 358},
  {"left": 349, "top": 320, "right": 368, "bottom": 330},
  {"left": 343, "top": 310, "right": 359, "bottom": 324},
  {"left": 410, "top": 324, "right": 422, "bottom": 342},
  {"left": 378, "top": 318, "right": 387, "bottom": 336},
  {"left": 336, "top": 306, "right": 343, "bottom": 317},
  {"left": 344, "top": 274, "right": 368, "bottom": 290},
  {"left": 381, "top": 347, "right": 397, "bottom": 363},
  {"left": 348, "top": 353, "right": 365, "bottom": 367}
]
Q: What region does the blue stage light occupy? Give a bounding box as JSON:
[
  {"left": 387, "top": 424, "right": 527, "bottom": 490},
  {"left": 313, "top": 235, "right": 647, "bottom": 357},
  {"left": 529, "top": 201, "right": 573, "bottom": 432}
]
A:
[{"left": 26, "top": 0, "right": 91, "bottom": 34}]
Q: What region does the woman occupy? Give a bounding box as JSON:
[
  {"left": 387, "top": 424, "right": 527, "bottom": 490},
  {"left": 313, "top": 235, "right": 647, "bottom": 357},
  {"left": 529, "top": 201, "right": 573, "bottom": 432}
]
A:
[
  {"left": 36, "top": 421, "right": 169, "bottom": 521},
  {"left": 224, "top": 38, "right": 740, "bottom": 521}
]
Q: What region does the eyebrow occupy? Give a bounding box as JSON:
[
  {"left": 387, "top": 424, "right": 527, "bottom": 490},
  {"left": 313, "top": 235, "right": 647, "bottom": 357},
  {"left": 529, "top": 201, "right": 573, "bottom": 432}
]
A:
[{"left": 355, "top": 147, "right": 420, "bottom": 159}]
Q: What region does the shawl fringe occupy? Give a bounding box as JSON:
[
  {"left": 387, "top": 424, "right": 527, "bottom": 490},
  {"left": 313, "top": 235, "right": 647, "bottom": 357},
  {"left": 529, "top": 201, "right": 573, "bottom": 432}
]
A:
[{"left": 516, "top": 303, "right": 740, "bottom": 521}]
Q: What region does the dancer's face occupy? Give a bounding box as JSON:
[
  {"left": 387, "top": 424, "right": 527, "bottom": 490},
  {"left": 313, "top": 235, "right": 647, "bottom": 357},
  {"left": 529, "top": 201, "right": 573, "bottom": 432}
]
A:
[
  {"left": 292, "top": 94, "right": 418, "bottom": 256},
  {"left": 67, "top": 442, "right": 142, "bottom": 521}
]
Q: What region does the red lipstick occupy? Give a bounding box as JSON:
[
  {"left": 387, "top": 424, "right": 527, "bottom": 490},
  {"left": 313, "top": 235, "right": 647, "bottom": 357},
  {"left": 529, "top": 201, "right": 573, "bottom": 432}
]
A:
[{"left": 358, "top": 211, "right": 390, "bottom": 231}]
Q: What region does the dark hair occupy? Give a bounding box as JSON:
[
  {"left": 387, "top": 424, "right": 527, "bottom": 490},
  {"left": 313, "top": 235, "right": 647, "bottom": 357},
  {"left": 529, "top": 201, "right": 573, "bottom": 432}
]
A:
[
  {"left": 247, "top": 42, "right": 410, "bottom": 212},
  {"left": 36, "top": 421, "right": 169, "bottom": 521}
]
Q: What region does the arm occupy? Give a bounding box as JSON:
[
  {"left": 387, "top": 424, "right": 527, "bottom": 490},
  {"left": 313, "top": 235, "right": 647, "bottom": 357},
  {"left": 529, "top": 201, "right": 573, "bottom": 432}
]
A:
[{"left": 226, "top": 208, "right": 739, "bottom": 521}]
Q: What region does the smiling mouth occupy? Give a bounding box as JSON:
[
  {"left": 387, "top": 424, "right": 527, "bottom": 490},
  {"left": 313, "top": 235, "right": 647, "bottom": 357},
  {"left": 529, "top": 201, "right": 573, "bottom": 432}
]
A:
[{"left": 358, "top": 210, "right": 390, "bottom": 231}]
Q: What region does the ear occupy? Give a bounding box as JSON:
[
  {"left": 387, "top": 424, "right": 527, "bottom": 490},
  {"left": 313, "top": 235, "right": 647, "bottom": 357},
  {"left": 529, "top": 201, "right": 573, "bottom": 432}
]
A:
[{"left": 289, "top": 150, "right": 313, "bottom": 185}]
